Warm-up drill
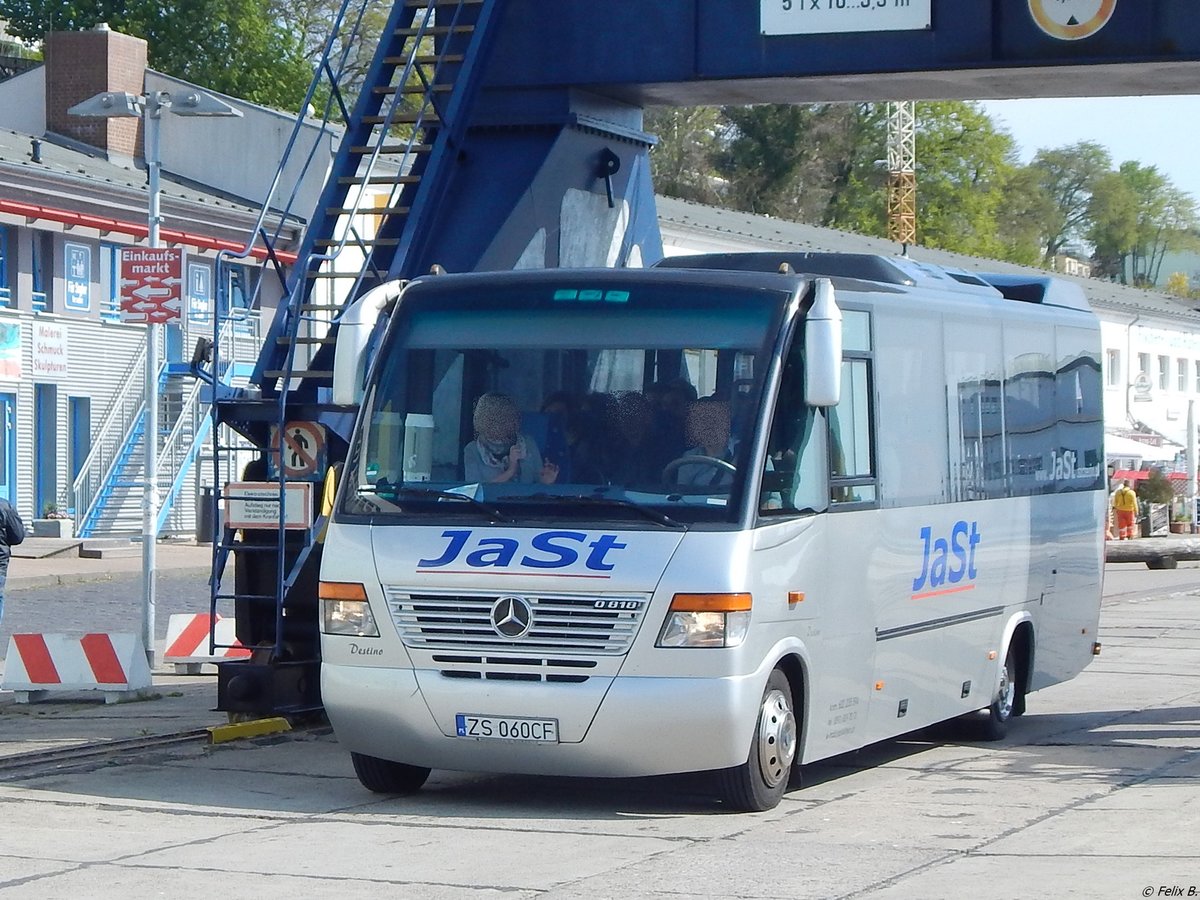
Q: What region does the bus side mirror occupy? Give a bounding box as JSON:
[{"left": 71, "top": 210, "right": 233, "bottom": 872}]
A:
[
  {"left": 804, "top": 278, "right": 842, "bottom": 408},
  {"left": 332, "top": 282, "right": 402, "bottom": 406}
]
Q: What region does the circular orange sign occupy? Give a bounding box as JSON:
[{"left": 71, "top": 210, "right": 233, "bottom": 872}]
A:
[{"left": 1028, "top": 0, "right": 1117, "bottom": 41}]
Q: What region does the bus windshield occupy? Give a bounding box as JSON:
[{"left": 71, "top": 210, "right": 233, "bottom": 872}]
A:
[{"left": 339, "top": 275, "right": 791, "bottom": 525}]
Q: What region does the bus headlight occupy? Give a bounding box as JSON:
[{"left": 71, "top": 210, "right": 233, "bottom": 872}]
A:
[
  {"left": 657, "top": 593, "right": 751, "bottom": 648},
  {"left": 320, "top": 581, "right": 380, "bottom": 637}
]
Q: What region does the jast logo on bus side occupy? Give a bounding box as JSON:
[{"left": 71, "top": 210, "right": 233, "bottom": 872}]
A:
[
  {"left": 911, "top": 520, "right": 981, "bottom": 595},
  {"left": 417, "top": 529, "right": 628, "bottom": 571}
]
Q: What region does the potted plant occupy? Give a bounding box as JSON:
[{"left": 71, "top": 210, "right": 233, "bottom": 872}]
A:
[
  {"left": 1136, "top": 469, "right": 1176, "bottom": 536},
  {"left": 32, "top": 502, "right": 74, "bottom": 538}
]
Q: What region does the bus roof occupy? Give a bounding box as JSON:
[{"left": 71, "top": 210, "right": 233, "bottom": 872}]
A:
[{"left": 655, "top": 252, "right": 1092, "bottom": 312}]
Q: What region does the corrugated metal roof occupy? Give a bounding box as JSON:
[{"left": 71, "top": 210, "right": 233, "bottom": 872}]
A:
[
  {"left": 657, "top": 194, "right": 1200, "bottom": 325},
  {"left": 0, "top": 125, "right": 261, "bottom": 216}
]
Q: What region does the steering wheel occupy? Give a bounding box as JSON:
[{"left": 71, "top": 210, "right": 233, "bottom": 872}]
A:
[{"left": 661, "top": 455, "right": 737, "bottom": 486}]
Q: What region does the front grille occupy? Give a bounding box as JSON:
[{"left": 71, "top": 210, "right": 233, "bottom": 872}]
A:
[{"left": 385, "top": 588, "right": 649, "bottom": 657}]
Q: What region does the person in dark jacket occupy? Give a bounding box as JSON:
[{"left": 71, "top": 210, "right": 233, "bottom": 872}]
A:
[{"left": 0, "top": 497, "right": 26, "bottom": 625}]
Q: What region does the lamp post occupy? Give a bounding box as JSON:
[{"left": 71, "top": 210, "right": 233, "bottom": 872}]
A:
[{"left": 69, "top": 89, "right": 242, "bottom": 666}]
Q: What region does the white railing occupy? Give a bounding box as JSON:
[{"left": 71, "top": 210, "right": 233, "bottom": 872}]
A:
[{"left": 69, "top": 330, "right": 153, "bottom": 534}]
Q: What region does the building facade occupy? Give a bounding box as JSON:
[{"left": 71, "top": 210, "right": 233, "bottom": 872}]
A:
[{"left": 0, "top": 26, "right": 307, "bottom": 530}]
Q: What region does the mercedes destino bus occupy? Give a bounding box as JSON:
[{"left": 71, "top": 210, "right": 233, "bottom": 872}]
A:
[{"left": 317, "top": 253, "right": 1105, "bottom": 811}]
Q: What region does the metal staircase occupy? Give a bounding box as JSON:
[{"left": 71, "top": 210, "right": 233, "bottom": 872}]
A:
[
  {"left": 72, "top": 317, "right": 262, "bottom": 539},
  {"left": 201, "top": 0, "right": 507, "bottom": 715},
  {"left": 71, "top": 333, "right": 150, "bottom": 537}
]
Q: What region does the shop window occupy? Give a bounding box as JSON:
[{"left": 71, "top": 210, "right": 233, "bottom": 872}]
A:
[
  {"left": 31, "top": 231, "right": 52, "bottom": 312},
  {"left": 100, "top": 243, "right": 121, "bottom": 322}
]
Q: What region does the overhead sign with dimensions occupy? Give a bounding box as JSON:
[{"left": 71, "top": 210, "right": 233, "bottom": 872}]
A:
[
  {"left": 762, "top": 0, "right": 931, "bottom": 36},
  {"left": 119, "top": 247, "right": 184, "bottom": 324}
]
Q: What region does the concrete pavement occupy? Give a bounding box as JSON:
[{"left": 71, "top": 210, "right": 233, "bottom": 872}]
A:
[
  {"left": 6, "top": 537, "right": 213, "bottom": 591},
  {"left": 1, "top": 538, "right": 226, "bottom": 745},
  {"left": 0, "top": 533, "right": 1195, "bottom": 773}
]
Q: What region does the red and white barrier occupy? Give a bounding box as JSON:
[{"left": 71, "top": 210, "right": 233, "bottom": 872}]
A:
[
  {"left": 162, "top": 614, "right": 250, "bottom": 674},
  {"left": 1, "top": 633, "right": 153, "bottom": 703}
]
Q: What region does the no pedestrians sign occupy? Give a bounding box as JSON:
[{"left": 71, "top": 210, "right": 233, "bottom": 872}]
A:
[{"left": 119, "top": 247, "right": 184, "bottom": 324}]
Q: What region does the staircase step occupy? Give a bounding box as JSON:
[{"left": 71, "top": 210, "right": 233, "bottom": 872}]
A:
[
  {"left": 264, "top": 370, "right": 334, "bottom": 380},
  {"left": 362, "top": 111, "right": 441, "bottom": 125},
  {"left": 336, "top": 175, "right": 420, "bottom": 186},
  {"left": 80, "top": 540, "right": 141, "bottom": 559},
  {"left": 396, "top": 25, "right": 474, "bottom": 37}
]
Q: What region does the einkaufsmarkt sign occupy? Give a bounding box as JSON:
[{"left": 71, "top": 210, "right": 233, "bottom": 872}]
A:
[{"left": 761, "top": 0, "right": 1116, "bottom": 40}]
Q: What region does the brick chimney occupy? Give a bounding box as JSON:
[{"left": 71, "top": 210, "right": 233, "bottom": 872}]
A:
[{"left": 44, "top": 24, "right": 147, "bottom": 160}]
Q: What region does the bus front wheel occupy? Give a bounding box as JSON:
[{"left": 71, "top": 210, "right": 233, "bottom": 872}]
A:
[
  {"left": 351, "top": 752, "right": 431, "bottom": 794},
  {"left": 716, "top": 668, "right": 798, "bottom": 812},
  {"left": 979, "top": 647, "right": 1018, "bottom": 741}
]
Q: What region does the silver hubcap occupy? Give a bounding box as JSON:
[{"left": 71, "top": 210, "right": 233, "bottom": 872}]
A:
[
  {"left": 994, "top": 660, "right": 1015, "bottom": 720},
  {"left": 757, "top": 688, "right": 797, "bottom": 788}
]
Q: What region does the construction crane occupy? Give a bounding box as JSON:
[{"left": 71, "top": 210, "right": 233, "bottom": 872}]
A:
[{"left": 886, "top": 100, "right": 916, "bottom": 249}]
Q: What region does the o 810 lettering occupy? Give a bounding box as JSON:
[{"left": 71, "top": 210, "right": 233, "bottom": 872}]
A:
[{"left": 594, "top": 599, "right": 642, "bottom": 611}]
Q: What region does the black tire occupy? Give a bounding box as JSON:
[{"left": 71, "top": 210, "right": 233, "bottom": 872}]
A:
[
  {"left": 979, "top": 647, "right": 1019, "bottom": 742},
  {"left": 350, "top": 752, "right": 431, "bottom": 795},
  {"left": 717, "top": 669, "right": 798, "bottom": 812}
]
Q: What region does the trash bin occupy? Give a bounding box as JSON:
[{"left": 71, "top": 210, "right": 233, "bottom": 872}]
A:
[{"left": 196, "top": 486, "right": 215, "bottom": 544}]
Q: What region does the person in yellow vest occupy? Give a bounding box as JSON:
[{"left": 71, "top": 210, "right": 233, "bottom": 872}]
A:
[{"left": 1111, "top": 480, "right": 1139, "bottom": 540}]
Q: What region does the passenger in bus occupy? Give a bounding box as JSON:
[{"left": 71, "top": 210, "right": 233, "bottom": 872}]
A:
[
  {"left": 463, "top": 392, "right": 559, "bottom": 485},
  {"left": 674, "top": 397, "right": 737, "bottom": 487},
  {"left": 598, "top": 391, "right": 661, "bottom": 486},
  {"left": 646, "top": 377, "right": 696, "bottom": 471},
  {"left": 540, "top": 391, "right": 580, "bottom": 482}
]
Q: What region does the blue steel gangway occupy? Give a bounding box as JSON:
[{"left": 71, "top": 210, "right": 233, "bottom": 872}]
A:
[{"left": 194, "top": 0, "right": 507, "bottom": 714}]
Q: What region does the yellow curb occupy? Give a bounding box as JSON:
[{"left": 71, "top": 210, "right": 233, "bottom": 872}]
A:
[{"left": 207, "top": 716, "right": 292, "bottom": 744}]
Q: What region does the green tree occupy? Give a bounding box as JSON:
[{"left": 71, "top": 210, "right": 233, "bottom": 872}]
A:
[
  {"left": 1118, "top": 162, "right": 1199, "bottom": 286},
  {"left": 710, "top": 102, "right": 881, "bottom": 225},
  {"left": 1086, "top": 170, "right": 1139, "bottom": 281},
  {"left": 1030, "top": 140, "right": 1112, "bottom": 263},
  {"left": 0, "top": 0, "right": 314, "bottom": 110},
  {"left": 268, "top": 0, "right": 391, "bottom": 112},
  {"left": 994, "top": 165, "right": 1057, "bottom": 266},
  {"left": 909, "top": 101, "right": 1021, "bottom": 257},
  {"left": 645, "top": 106, "right": 724, "bottom": 205},
  {"left": 1165, "top": 271, "right": 1190, "bottom": 297}
]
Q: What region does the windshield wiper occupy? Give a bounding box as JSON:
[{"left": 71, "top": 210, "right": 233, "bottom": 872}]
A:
[
  {"left": 359, "top": 484, "right": 514, "bottom": 523},
  {"left": 518, "top": 493, "right": 684, "bottom": 529}
]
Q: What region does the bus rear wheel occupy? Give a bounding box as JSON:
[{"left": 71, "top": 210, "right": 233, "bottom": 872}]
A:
[
  {"left": 351, "top": 752, "right": 431, "bottom": 794},
  {"left": 717, "top": 668, "right": 798, "bottom": 812}
]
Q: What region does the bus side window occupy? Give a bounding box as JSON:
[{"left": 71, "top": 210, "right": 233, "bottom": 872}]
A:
[
  {"left": 829, "top": 357, "right": 877, "bottom": 506},
  {"left": 759, "top": 348, "right": 828, "bottom": 516}
]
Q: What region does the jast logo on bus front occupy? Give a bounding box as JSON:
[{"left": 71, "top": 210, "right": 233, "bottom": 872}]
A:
[
  {"left": 418, "top": 529, "right": 628, "bottom": 572},
  {"left": 911, "top": 520, "right": 981, "bottom": 597}
]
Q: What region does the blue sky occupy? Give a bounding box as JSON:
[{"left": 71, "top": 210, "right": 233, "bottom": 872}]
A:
[{"left": 977, "top": 96, "right": 1200, "bottom": 203}]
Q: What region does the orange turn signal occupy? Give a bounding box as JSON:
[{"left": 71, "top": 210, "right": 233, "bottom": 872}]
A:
[
  {"left": 319, "top": 581, "right": 368, "bottom": 601},
  {"left": 669, "top": 593, "right": 752, "bottom": 613},
  {"left": 788, "top": 591, "right": 805, "bottom": 606}
]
